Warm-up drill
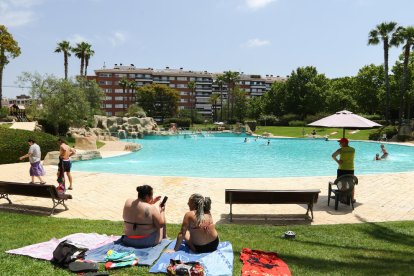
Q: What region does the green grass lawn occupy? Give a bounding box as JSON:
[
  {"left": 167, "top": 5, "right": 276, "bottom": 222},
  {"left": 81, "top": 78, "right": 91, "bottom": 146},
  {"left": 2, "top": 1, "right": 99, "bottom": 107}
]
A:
[
  {"left": 1, "top": 211, "right": 413, "bottom": 275},
  {"left": 255, "top": 126, "right": 374, "bottom": 140},
  {"left": 0, "top": 123, "right": 12, "bottom": 128}
]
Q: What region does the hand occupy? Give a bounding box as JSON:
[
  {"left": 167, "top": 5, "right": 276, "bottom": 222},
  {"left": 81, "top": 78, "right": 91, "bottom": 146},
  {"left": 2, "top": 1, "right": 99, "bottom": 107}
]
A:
[
  {"left": 164, "top": 249, "right": 175, "bottom": 253},
  {"left": 152, "top": 196, "right": 161, "bottom": 204},
  {"left": 159, "top": 205, "right": 165, "bottom": 212}
]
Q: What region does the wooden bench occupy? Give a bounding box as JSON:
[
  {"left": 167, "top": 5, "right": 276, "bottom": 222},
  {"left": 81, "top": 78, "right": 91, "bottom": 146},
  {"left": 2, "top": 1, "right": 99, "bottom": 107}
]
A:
[
  {"left": 225, "top": 189, "right": 321, "bottom": 222},
  {"left": 0, "top": 181, "right": 72, "bottom": 215}
]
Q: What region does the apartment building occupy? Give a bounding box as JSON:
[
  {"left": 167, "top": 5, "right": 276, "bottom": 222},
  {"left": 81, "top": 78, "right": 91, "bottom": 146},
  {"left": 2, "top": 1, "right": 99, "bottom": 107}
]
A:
[{"left": 87, "top": 64, "right": 285, "bottom": 117}]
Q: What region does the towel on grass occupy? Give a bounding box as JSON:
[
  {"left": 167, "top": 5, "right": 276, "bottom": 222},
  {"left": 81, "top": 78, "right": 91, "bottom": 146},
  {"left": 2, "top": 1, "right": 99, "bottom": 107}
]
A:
[
  {"left": 149, "top": 240, "right": 233, "bottom": 276},
  {"left": 84, "top": 238, "right": 171, "bottom": 266},
  {"left": 240, "top": 248, "right": 291, "bottom": 276},
  {"left": 6, "top": 233, "right": 119, "bottom": 260}
]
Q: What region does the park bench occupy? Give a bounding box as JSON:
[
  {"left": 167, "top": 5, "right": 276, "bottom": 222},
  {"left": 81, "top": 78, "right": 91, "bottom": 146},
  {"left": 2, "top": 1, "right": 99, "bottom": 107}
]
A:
[
  {"left": 0, "top": 181, "right": 72, "bottom": 215},
  {"left": 225, "top": 189, "right": 321, "bottom": 222}
]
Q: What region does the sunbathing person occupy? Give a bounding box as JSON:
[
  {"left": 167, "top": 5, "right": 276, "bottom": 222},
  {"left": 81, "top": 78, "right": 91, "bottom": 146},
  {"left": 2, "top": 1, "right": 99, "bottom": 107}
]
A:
[
  {"left": 173, "top": 194, "right": 219, "bottom": 253},
  {"left": 122, "top": 185, "right": 166, "bottom": 248}
]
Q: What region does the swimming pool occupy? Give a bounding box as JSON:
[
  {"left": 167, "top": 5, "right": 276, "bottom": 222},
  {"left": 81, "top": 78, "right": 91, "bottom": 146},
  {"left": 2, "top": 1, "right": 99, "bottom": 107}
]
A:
[{"left": 72, "top": 134, "right": 414, "bottom": 178}]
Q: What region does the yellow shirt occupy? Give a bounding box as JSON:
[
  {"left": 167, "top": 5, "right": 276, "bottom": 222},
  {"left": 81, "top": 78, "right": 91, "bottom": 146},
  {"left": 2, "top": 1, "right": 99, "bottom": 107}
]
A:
[{"left": 339, "top": 146, "right": 355, "bottom": 170}]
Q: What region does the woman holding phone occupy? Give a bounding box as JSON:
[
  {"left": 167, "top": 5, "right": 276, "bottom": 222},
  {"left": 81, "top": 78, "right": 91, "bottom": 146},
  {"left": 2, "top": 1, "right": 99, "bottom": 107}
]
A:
[
  {"left": 122, "top": 185, "right": 167, "bottom": 248},
  {"left": 172, "top": 193, "right": 219, "bottom": 253}
]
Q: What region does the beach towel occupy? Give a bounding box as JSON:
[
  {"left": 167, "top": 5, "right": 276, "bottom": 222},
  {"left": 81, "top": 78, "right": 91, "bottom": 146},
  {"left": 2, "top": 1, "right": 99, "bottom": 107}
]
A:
[
  {"left": 240, "top": 248, "right": 291, "bottom": 276},
  {"left": 150, "top": 240, "right": 233, "bottom": 276},
  {"left": 84, "top": 238, "right": 171, "bottom": 266},
  {"left": 6, "top": 233, "right": 119, "bottom": 260}
]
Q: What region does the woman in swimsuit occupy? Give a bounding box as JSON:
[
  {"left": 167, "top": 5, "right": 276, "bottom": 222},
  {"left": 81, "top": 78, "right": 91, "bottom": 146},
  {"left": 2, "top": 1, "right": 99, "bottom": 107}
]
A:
[
  {"left": 173, "top": 193, "right": 219, "bottom": 253},
  {"left": 122, "top": 185, "right": 166, "bottom": 248}
]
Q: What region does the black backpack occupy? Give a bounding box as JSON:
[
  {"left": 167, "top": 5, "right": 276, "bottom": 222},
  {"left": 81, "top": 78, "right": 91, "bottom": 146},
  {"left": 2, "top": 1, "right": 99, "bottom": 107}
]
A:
[{"left": 51, "top": 240, "right": 87, "bottom": 268}]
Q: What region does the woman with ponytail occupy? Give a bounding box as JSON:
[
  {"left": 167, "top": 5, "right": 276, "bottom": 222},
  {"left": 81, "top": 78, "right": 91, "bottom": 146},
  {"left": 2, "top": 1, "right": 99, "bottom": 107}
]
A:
[{"left": 172, "top": 193, "right": 219, "bottom": 253}]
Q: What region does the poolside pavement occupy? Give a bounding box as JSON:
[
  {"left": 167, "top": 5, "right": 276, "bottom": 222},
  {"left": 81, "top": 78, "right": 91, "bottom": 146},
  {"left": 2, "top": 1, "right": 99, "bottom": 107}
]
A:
[{"left": 1, "top": 140, "right": 414, "bottom": 225}]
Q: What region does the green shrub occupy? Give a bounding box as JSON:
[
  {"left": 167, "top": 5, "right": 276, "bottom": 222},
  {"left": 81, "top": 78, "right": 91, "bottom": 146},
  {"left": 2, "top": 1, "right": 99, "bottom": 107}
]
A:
[
  {"left": 164, "top": 117, "right": 191, "bottom": 128},
  {"left": 279, "top": 114, "right": 300, "bottom": 126},
  {"left": 304, "top": 112, "right": 330, "bottom": 124},
  {"left": 0, "top": 107, "right": 8, "bottom": 119},
  {"left": 0, "top": 128, "right": 59, "bottom": 165},
  {"left": 244, "top": 120, "right": 257, "bottom": 131},
  {"left": 258, "top": 115, "right": 279, "bottom": 126},
  {"left": 368, "top": 125, "right": 398, "bottom": 141},
  {"left": 288, "top": 120, "right": 305, "bottom": 126},
  {"left": 38, "top": 119, "right": 69, "bottom": 136}
]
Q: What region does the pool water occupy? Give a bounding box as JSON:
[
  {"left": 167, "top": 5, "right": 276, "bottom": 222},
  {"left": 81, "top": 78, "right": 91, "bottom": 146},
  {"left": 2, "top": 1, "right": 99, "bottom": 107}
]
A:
[{"left": 72, "top": 134, "right": 414, "bottom": 178}]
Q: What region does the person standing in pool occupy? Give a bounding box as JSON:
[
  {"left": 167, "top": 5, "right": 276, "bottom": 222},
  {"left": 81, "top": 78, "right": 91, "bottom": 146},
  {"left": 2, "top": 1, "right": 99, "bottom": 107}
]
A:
[{"left": 380, "top": 144, "right": 389, "bottom": 159}]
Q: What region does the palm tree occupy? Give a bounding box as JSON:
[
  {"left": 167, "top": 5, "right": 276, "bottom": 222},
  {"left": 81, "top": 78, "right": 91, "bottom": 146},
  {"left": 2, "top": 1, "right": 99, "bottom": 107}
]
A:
[
  {"left": 209, "top": 93, "right": 220, "bottom": 122},
  {"left": 187, "top": 80, "right": 196, "bottom": 124},
  {"left": 72, "top": 42, "right": 91, "bottom": 77},
  {"left": 214, "top": 75, "right": 225, "bottom": 121},
  {"left": 368, "top": 21, "right": 398, "bottom": 123},
  {"left": 127, "top": 80, "right": 137, "bottom": 107},
  {"left": 84, "top": 45, "right": 95, "bottom": 76},
  {"left": 54, "top": 40, "right": 72, "bottom": 80},
  {"left": 392, "top": 26, "right": 414, "bottom": 124},
  {"left": 223, "top": 71, "right": 240, "bottom": 121},
  {"left": 119, "top": 77, "right": 129, "bottom": 112}
]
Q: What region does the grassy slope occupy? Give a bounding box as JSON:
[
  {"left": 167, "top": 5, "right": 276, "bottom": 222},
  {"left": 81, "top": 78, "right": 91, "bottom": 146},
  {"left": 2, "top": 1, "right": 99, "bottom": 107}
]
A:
[{"left": 1, "top": 212, "right": 413, "bottom": 275}]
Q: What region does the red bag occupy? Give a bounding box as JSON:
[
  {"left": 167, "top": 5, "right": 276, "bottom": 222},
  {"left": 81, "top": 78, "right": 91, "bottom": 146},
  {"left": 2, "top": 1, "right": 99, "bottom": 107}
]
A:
[
  {"left": 167, "top": 259, "right": 205, "bottom": 276},
  {"left": 240, "top": 248, "right": 291, "bottom": 276}
]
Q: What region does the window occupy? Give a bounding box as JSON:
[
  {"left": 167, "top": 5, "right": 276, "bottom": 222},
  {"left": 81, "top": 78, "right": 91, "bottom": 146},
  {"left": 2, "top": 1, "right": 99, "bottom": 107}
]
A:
[
  {"left": 115, "top": 104, "right": 123, "bottom": 108},
  {"left": 115, "top": 96, "right": 123, "bottom": 101},
  {"left": 245, "top": 81, "right": 250, "bottom": 85},
  {"left": 128, "top": 74, "right": 135, "bottom": 78},
  {"left": 114, "top": 89, "right": 123, "bottom": 93},
  {"left": 136, "top": 74, "right": 143, "bottom": 78},
  {"left": 180, "top": 91, "right": 187, "bottom": 95},
  {"left": 106, "top": 111, "right": 113, "bottom": 116},
  {"left": 177, "top": 84, "right": 186, "bottom": 88},
  {"left": 145, "top": 74, "right": 151, "bottom": 79},
  {"left": 104, "top": 88, "right": 112, "bottom": 93},
  {"left": 177, "top": 76, "right": 187, "bottom": 81},
  {"left": 99, "top": 81, "right": 112, "bottom": 85},
  {"left": 114, "top": 73, "right": 127, "bottom": 78},
  {"left": 99, "top": 73, "right": 112, "bottom": 77},
  {"left": 105, "top": 96, "right": 112, "bottom": 100},
  {"left": 105, "top": 104, "right": 112, "bottom": 108},
  {"left": 169, "top": 84, "right": 176, "bottom": 88},
  {"left": 189, "top": 77, "right": 195, "bottom": 81},
  {"left": 169, "top": 76, "right": 175, "bottom": 80}
]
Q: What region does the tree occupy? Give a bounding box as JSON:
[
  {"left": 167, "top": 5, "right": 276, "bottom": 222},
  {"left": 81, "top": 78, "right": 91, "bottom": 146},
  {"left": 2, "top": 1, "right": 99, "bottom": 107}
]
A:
[
  {"left": 368, "top": 21, "right": 399, "bottom": 123},
  {"left": 247, "top": 96, "right": 264, "bottom": 120},
  {"left": 392, "top": 26, "right": 414, "bottom": 124},
  {"left": 78, "top": 78, "right": 105, "bottom": 116},
  {"left": 353, "top": 64, "right": 385, "bottom": 114},
  {"left": 187, "top": 80, "right": 196, "bottom": 124},
  {"left": 392, "top": 52, "right": 414, "bottom": 120},
  {"left": 84, "top": 45, "right": 95, "bottom": 76},
  {"left": 54, "top": 40, "right": 72, "bottom": 80},
  {"left": 326, "top": 77, "right": 358, "bottom": 113},
  {"left": 72, "top": 41, "right": 92, "bottom": 77},
  {"left": 118, "top": 77, "right": 129, "bottom": 112},
  {"left": 0, "top": 25, "right": 21, "bottom": 108},
  {"left": 136, "top": 84, "right": 180, "bottom": 122},
  {"left": 209, "top": 93, "right": 220, "bottom": 122},
  {"left": 232, "top": 87, "right": 248, "bottom": 122},
  {"left": 223, "top": 71, "right": 240, "bottom": 121},
  {"left": 127, "top": 80, "right": 137, "bottom": 107},
  {"left": 17, "top": 72, "right": 94, "bottom": 134},
  {"left": 213, "top": 75, "right": 225, "bottom": 121}
]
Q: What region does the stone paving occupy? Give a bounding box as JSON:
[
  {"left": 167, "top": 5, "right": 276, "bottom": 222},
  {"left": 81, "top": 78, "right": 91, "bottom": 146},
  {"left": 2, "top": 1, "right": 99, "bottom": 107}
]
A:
[{"left": 1, "top": 141, "right": 414, "bottom": 225}]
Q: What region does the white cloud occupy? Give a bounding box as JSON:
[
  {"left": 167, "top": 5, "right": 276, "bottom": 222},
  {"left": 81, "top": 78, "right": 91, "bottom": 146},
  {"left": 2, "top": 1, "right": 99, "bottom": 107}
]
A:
[
  {"left": 67, "top": 34, "right": 90, "bottom": 44},
  {"left": 245, "top": 0, "right": 276, "bottom": 10},
  {"left": 0, "top": 0, "right": 44, "bottom": 27},
  {"left": 242, "top": 38, "right": 271, "bottom": 48},
  {"left": 108, "top": 31, "right": 127, "bottom": 47}
]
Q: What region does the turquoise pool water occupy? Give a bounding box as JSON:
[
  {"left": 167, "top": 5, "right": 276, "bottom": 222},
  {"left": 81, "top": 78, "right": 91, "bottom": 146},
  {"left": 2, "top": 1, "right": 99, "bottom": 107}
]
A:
[{"left": 73, "top": 134, "right": 414, "bottom": 178}]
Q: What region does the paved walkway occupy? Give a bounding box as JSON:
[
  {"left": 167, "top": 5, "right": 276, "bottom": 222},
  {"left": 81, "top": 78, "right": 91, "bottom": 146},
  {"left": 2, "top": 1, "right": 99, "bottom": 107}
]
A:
[
  {"left": 10, "top": 122, "right": 37, "bottom": 131},
  {"left": 1, "top": 143, "right": 413, "bottom": 225}
]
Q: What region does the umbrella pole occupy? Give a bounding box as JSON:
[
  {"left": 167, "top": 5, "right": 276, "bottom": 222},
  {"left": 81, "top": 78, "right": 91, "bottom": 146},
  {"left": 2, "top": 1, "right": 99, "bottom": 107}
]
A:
[{"left": 342, "top": 128, "right": 345, "bottom": 138}]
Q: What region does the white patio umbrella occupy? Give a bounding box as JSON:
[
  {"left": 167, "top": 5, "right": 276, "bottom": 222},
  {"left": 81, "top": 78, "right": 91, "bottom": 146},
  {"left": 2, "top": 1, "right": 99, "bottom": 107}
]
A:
[{"left": 308, "top": 110, "right": 382, "bottom": 138}]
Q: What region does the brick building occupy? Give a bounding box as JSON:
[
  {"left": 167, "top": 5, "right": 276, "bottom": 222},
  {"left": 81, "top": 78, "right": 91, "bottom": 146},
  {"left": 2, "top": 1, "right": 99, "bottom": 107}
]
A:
[{"left": 87, "top": 64, "right": 285, "bottom": 117}]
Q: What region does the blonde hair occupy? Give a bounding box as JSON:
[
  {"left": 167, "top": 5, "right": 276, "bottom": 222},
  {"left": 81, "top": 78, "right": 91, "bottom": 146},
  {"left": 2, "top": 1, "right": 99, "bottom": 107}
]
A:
[{"left": 190, "top": 193, "right": 212, "bottom": 226}]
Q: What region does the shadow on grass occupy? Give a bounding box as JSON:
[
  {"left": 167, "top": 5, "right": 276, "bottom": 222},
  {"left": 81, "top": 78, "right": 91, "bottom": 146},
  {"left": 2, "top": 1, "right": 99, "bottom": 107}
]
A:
[
  {"left": 0, "top": 203, "right": 66, "bottom": 216},
  {"left": 217, "top": 214, "right": 312, "bottom": 225}
]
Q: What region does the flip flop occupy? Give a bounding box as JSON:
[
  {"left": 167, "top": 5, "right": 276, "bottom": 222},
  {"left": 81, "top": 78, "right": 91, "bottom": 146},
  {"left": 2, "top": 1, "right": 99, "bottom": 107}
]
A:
[{"left": 68, "top": 187, "right": 73, "bottom": 190}]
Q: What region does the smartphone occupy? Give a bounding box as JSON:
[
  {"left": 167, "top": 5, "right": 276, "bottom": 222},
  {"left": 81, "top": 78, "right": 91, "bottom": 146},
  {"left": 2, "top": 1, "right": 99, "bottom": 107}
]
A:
[{"left": 160, "top": 196, "right": 168, "bottom": 207}]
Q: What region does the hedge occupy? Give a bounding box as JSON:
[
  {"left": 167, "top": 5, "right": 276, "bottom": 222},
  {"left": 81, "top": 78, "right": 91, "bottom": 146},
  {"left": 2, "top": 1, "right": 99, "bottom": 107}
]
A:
[{"left": 0, "top": 128, "right": 59, "bottom": 165}]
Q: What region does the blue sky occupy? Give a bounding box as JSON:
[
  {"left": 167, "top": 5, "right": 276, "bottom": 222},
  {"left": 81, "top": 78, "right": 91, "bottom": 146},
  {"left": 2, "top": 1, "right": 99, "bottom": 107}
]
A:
[{"left": 1, "top": 0, "right": 413, "bottom": 98}]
